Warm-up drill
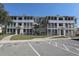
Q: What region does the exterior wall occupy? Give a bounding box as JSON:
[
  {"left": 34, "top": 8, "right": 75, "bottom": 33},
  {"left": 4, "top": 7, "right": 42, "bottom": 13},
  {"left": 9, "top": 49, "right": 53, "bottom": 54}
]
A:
[
  {"left": 6, "top": 16, "right": 34, "bottom": 35},
  {"left": 0, "top": 27, "right": 2, "bottom": 33},
  {"left": 76, "top": 28, "right": 79, "bottom": 36},
  {"left": 47, "top": 16, "right": 76, "bottom": 36},
  {"left": 6, "top": 16, "right": 76, "bottom": 36}
]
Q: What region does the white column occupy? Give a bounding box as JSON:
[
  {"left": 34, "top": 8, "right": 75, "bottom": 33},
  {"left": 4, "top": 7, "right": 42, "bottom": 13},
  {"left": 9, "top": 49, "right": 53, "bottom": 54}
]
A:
[
  {"left": 47, "top": 24, "right": 48, "bottom": 35},
  {"left": 63, "top": 23, "right": 65, "bottom": 36},
  {"left": 57, "top": 23, "right": 60, "bottom": 35},
  {"left": 6, "top": 28, "right": 8, "bottom": 34},
  {"left": 22, "top": 23, "right": 24, "bottom": 34},
  {"left": 11, "top": 28, "right": 13, "bottom": 34},
  {"left": 16, "top": 29, "right": 17, "bottom": 35},
  {"left": 16, "top": 23, "right": 18, "bottom": 35},
  {"left": 63, "top": 17, "right": 65, "bottom": 36},
  {"left": 64, "top": 30, "right": 65, "bottom": 36},
  {"left": 26, "top": 29, "right": 27, "bottom": 35},
  {"left": 51, "top": 29, "right": 52, "bottom": 36},
  {"left": 20, "top": 23, "right": 23, "bottom": 35},
  {"left": 8, "top": 29, "right": 9, "bottom": 34},
  {"left": 70, "top": 30, "right": 72, "bottom": 36},
  {"left": 59, "top": 29, "right": 61, "bottom": 36},
  {"left": 51, "top": 23, "right": 52, "bottom": 35},
  {"left": 57, "top": 16, "right": 60, "bottom": 35}
]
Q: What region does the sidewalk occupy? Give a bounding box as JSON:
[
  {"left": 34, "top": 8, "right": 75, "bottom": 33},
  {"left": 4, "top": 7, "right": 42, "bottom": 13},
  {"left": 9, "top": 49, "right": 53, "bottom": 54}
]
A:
[
  {"left": 0, "top": 34, "right": 73, "bottom": 45},
  {"left": 0, "top": 36, "right": 72, "bottom": 44},
  {"left": 1, "top": 35, "right": 15, "bottom": 42}
]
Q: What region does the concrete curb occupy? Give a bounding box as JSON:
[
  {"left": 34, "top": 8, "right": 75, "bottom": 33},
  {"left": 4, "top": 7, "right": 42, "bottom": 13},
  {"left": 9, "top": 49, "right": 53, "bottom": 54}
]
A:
[{"left": 0, "top": 37, "right": 72, "bottom": 44}]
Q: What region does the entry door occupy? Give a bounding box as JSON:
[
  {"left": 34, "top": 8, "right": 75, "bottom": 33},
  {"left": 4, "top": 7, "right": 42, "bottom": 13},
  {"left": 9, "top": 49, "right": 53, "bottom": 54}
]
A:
[
  {"left": 61, "top": 30, "right": 64, "bottom": 35},
  {"left": 17, "top": 29, "right": 20, "bottom": 34}
]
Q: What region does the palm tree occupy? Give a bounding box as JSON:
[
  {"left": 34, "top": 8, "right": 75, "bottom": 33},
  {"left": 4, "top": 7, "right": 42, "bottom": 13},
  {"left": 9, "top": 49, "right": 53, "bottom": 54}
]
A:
[
  {"left": 0, "top": 3, "right": 12, "bottom": 34},
  {"left": 33, "top": 17, "right": 49, "bottom": 35},
  {"left": 33, "top": 23, "right": 40, "bottom": 35},
  {"left": 39, "top": 17, "right": 48, "bottom": 35}
]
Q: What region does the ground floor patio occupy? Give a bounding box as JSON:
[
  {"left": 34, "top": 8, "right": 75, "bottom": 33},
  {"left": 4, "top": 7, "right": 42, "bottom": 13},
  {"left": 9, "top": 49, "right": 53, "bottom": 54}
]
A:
[{"left": 6, "top": 28, "right": 75, "bottom": 36}]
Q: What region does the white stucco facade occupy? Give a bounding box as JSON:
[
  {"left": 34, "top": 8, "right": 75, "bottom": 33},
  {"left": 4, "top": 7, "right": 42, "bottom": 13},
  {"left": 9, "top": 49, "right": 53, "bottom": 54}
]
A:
[{"left": 6, "top": 16, "right": 77, "bottom": 36}]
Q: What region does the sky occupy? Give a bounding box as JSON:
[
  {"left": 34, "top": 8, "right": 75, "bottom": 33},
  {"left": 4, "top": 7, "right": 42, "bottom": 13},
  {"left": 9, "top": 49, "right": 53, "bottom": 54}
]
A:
[{"left": 3, "top": 3, "right": 79, "bottom": 27}]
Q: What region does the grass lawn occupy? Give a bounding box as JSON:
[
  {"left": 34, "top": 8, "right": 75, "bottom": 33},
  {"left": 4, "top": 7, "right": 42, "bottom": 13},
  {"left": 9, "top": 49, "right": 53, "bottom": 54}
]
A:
[
  {"left": 11, "top": 35, "right": 47, "bottom": 40},
  {"left": 0, "top": 34, "right": 10, "bottom": 40}
]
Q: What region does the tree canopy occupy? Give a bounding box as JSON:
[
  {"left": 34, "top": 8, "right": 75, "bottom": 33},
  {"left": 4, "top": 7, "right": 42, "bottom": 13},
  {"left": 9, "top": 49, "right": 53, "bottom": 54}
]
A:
[{"left": 0, "top": 3, "right": 11, "bottom": 25}]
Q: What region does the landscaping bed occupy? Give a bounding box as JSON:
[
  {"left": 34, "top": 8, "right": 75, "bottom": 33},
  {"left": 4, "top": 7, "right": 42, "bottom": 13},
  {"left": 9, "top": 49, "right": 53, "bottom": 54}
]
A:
[
  {"left": 0, "top": 34, "right": 10, "bottom": 40},
  {"left": 11, "top": 35, "right": 47, "bottom": 40},
  {"left": 51, "top": 36, "right": 68, "bottom": 38}
]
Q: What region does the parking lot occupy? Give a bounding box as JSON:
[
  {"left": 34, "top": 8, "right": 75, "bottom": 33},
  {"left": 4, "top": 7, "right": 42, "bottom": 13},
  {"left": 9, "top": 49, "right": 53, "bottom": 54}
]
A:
[{"left": 0, "top": 39, "right": 79, "bottom": 56}]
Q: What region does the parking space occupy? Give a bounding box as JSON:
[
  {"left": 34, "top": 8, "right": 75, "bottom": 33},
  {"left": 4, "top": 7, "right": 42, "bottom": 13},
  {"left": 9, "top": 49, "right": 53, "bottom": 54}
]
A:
[
  {"left": 0, "top": 39, "right": 79, "bottom": 56},
  {"left": 29, "top": 41, "right": 77, "bottom": 56},
  {"left": 0, "top": 42, "right": 37, "bottom": 56},
  {"left": 48, "top": 40, "right": 79, "bottom": 55}
]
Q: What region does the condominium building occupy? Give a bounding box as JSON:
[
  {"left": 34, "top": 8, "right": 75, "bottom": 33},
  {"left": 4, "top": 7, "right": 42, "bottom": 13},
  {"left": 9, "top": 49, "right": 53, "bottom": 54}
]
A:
[
  {"left": 46, "top": 16, "right": 76, "bottom": 36},
  {"left": 6, "top": 15, "right": 77, "bottom": 36}
]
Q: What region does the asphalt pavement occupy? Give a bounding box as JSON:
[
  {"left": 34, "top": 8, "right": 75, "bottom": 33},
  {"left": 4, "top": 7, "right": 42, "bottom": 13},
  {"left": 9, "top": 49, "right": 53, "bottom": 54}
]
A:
[{"left": 0, "top": 39, "right": 79, "bottom": 56}]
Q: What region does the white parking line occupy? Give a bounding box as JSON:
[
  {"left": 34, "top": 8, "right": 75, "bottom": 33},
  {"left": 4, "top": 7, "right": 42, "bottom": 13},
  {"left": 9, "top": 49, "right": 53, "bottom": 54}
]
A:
[
  {"left": 48, "top": 41, "right": 51, "bottom": 44},
  {"left": 57, "top": 44, "right": 79, "bottom": 55},
  {"left": 75, "top": 48, "right": 79, "bottom": 51},
  {"left": 48, "top": 41, "right": 79, "bottom": 55},
  {"left": 59, "top": 46, "right": 79, "bottom": 55},
  {"left": 63, "top": 44, "right": 70, "bottom": 51},
  {"left": 64, "top": 44, "right": 79, "bottom": 52},
  {"left": 28, "top": 42, "right": 40, "bottom": 56},
  {"left": 55, "top": 42, "right": 57, "bottom": 47}
]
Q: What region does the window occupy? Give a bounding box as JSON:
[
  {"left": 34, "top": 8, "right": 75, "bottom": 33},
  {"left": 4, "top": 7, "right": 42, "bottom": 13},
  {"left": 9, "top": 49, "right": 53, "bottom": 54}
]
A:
[
  {"left": 51, "top": 17, "right": 53, "bottom": 20},
  {"left": 14, "top": 23, "right": 16, "bottom": 27},
  {"left": 27, "top": 23, "right": 29, "bottom": 27},
  {"left": 59, "top": 17, "right": 63, "bottom": 20},
  {"left": 66, "top": 30, "right": 68, "bottom": 33},
  {"left": 55, "top": 29, "right": 57, "bottom": 35},
  {"left": 65, "top": 23, "right": 68, "bottom": 28},
  {"left": 30, "top": 29, "right": 32, "bottom": 32},
  {"left": 27, "top": 29, "right": 30, "bottom": 34},
  {"left": 24, "top": 23, "right": 26, "bottom": 26},
  {"left": 65, "top": 17, "right": 67, "bottom": 20},
  {"left": 65, "top": 17, "right": 71, "bottom": 20},
  {"left": 11, "top": 22, "right": 13, "bottom": 27},
  {"left": 59, "top": 23, "right": 63, "bottom": 26},
  {"left": 55, "top": 23, "right": 57, "bottom": 28},
  {"left": 18, "top": 17, "right": 22, "bottom": 20},
  {"left": 10, "top": 29, "right": 12, "bottom": 32},
  {"left": 52, "top": 29, "right": 57, "bottom": 35},
  {"left": 48, "top": 17, "right": 51, "bottom": 20},
  {"left": 23, "top": 29, "right": 26, "bottom": 32},
  {"left": 48, "top": 23, "right": 51, "bottom": 28},
  {"left": 68, "top": 17, "right": 71, "bottom": 20},
  {"left": 7, "top": 29, "right": 9, "bottom": 32},
  {"left": 69, "top": 23, "right": 72, "bottom": 28},
  {"left": 71, "top": 23, "right": 74, "bottom": 28},
  {"left": 71, "top": 17, "right": 73, "bottom": 20},
  {"left": 7, "top": 23, "right": 10, "bottom": 27},
  {"left": 48, "top": 29, "right": 51, "bottom": 33},
  {"left": 27, "top": 16, "right": 29, "bottom": 19},
  {"left": 30, "top": 16, "right": 33, "bottom": 19},
  {"left": 13, "top": 29, "right": 15, "bottom": 34},
  {"left": 49, "top": 17, "right": 51, "bottom": 20},
  {"left": 52, "top": 23, "right": 57, "bottom": 28},
  {"left": 18, "top": 23, "right": 22, "bottom": 26},
  {"left": 54, "top": 17, "right": 57, "bottom": 20},
  {"left": 69, "top": 30, "right": 71, "bottom": 34},
  {"left": 30, "top": 23, "right": 32, "bottom": 26},
  {"left": 13, "top": 16, "right": 17, "bottom": 20},
  {"left": 24, "top": 17, "right": 27, "bottom": 20}
]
